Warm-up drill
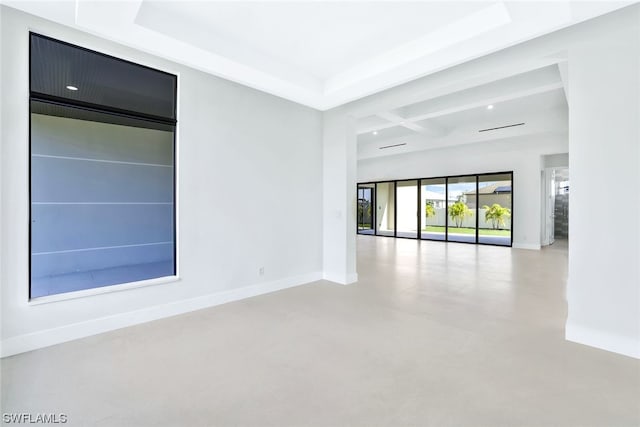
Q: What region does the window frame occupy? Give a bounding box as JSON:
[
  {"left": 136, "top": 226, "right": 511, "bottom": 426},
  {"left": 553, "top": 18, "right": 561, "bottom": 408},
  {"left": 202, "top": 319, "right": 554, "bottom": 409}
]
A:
[
  {"left": 28, "top": 32, "right": 179, "bottom": 302},
  {"left": 356, "top": 171, "right": 514, "bottom": 247}
]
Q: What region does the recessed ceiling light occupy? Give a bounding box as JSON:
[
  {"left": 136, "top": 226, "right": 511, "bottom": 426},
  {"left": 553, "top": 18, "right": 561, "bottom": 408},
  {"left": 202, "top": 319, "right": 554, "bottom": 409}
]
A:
[
  {"left": 487, "top": 105, "right": 494, "bottom": 110},
  {"left": 400, "top": 121, "right": 406, "bottom": 124},
  {"left": 373, "top": 131, "right": 378, "bottom": 135},
  {"left": 66, "top": 85, "right": 78, "bottom": 91}
]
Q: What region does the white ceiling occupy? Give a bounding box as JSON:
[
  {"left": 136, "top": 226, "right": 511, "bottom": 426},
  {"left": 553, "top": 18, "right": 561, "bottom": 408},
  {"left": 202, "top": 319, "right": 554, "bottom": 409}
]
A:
[
  {"left": 424, "top": 89, "right": 567, "bottom": 129},
  {"left": 357, "top": 64, "right": 569, "bottom": 159},
  {"left": 3, "top": 0, "right": 632, "bottom": 110},
  {"left": 136, "top": 1, "right": 493, "bottom": 82}
]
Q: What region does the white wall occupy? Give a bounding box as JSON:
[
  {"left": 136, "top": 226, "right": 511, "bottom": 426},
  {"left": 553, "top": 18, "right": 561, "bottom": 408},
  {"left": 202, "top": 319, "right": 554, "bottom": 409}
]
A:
[
  {"left": 566, "top": 19, "right": 640, "bottom": 358},
  {"left": 0, "top": 6, "right": 323, "bottom": 356},
  {"left": 358, "top": 134, "right": 567, "bottom": 249},
  {"left": 322, "top": 109, "right": 358, "bottom": 284},
  {"left": 543, "top": 153, "right": 569, "bottom": 169}
]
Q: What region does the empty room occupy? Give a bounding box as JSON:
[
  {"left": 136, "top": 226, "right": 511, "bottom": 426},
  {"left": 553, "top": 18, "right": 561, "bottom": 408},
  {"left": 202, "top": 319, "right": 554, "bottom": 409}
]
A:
[{"left": 1, "top": 1, "right": 639, "bottom": 426}]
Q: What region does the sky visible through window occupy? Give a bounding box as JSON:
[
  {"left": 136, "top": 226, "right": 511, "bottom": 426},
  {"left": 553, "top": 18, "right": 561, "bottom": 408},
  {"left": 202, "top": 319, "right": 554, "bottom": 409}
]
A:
[{"left": 422, "top": 181, "right": 506, "bottom": 200}]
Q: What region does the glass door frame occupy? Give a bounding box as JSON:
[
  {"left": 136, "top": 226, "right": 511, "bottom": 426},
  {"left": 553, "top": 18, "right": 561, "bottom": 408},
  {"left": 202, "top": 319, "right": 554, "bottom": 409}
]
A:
[
  {"left": 445, "top": 174, "right": 479, "bottom": 244},
  {"left": 420, "top": 176, "right": 448, "bottom": 242},
  {"left": 373, "top": 181, "right": 396, "bottom": 238},
  {"left": 394, "top": 179, "right": 420, "bottom": 240},
  {"left": 357, "top": 184, "right": 376, "bottom": 235},
  {"left": 356, "top": 171, "right": 513, "bottom": 247},
  {"left": 477, "top": 172, "right": 514, "bottom": 246}
]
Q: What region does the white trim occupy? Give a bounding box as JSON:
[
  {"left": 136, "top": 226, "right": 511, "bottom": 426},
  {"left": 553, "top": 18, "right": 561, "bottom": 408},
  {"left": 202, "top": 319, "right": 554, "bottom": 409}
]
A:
[
  {"left": 566, "top": 322, "right": 640, "bottom": 359},
  {"left": 28, "top": 275, "right": 181, "bottom": 305},
  {"left": 1, "top": 271, "right": 323, "bottom": 358},
  {"left": 512, "top": 242, "right": 541, "bottom": 250},
  {"left": 323, "top": 272, "right": 358, "bottom": 285}
]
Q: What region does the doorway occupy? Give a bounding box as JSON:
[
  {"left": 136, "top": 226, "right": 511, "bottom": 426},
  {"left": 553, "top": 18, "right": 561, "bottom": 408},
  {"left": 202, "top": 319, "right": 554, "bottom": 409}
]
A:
[
  {"left": 553, "top": 169, "right": 570, "bottom": 240},
  {"left": 543, "top": 167, "right": 569, "bottom": 245}
]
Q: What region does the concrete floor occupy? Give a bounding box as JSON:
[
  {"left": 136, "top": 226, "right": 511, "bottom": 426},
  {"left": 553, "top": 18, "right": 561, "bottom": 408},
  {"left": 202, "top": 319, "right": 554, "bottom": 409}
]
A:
[{"left": 2, "top": 236, "right": 639, "bottom": 426}]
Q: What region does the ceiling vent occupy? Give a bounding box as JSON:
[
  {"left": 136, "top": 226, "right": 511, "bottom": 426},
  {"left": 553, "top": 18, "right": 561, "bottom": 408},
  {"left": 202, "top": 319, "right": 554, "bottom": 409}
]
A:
[
  {"left": 478, "top": 122, "right": 525, "bottom": 132},
  {"left": 379, "top": 142, "right": 407, "bottom": 150}
]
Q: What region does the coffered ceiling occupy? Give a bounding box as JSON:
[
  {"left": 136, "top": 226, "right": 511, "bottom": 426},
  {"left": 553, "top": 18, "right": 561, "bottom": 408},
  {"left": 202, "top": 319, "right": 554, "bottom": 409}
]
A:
[
  {"left": 357, "top": 64, "right": 569, "bottom": 159},
  {"left": 3, "top": 1, "right": 631, "bottom": 110}
]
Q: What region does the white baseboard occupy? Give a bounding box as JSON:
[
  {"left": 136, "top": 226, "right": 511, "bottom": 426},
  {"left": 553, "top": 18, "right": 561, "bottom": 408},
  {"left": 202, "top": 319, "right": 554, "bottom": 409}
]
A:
[
  {"left": 513, "top": 242, "right": 541, "bottom": 250},
  {"left": 0, "top": 271, "right": 323, "bottom": 358},
  {"left": 323, "top": 272, "right": 358, "bottom": 285},
  {"left": 566, "top": 322, "right": 640, "bottom": 359}
]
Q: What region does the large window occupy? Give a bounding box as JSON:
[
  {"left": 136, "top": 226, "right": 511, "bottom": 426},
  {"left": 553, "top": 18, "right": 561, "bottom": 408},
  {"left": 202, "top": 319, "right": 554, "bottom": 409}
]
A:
[
  {"left": 396, "top": 180, "right": 418, "bottom": 238},
  {"left": 376, "top": 182, "right": 395, "bottom": 237},
  {"left": 420, "top": 178, "right": 447, "bottom": 241},
  {"left": 30, "top": 34, "right": 177, "bottom": 298},
  {"left": 447, "top": 176, "right": 477, "bottom": 243},
  {"left": 357, "top": 172, "right": 513, "bottom": 247},
  {"left": 477, "top": 173, "right": 512, "bottom": 246}
]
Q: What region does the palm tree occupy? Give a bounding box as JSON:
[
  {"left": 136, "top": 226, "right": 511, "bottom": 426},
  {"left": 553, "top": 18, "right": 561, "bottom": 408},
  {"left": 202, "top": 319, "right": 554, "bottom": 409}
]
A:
[
  {"left": 358, "top": 199, "right": 372, "bottom": 228},
  {"left": 449, "top": 201, "right": 473, "bottom": 228},
  {"left": 483, "top": 203, "right": 511, "bottom": 229},
  {"left": 425, "top": 201, "right": 436, "bottom": 219}
]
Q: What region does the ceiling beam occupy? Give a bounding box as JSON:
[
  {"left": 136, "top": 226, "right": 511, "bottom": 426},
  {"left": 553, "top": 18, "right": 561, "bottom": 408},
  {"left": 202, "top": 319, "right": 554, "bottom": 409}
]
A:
[
  {"left": 358, "top": 108, "right": 567, "bottom": 160},
  {"left": 405, "top": 81, "right": 564, "bottom": 123},
  {"left": 375, "top": 111, "right": 446, "bottom": 136},
  {"left": 357, "top": 65, "right": 563, "bottom": 135}
]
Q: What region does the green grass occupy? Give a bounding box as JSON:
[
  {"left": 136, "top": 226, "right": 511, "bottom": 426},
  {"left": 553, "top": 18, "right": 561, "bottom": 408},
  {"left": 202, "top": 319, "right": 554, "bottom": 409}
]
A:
[
  {"left": 358, "top": 223, "right": 373, "bottom": 228},
  {"left": 423, "top": 226, "right": 510, "bottom": 236}
]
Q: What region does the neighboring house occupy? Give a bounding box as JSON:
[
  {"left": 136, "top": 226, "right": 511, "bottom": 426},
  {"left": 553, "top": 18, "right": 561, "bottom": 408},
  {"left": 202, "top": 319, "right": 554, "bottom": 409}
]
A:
[
  {"left": 464, "top": 181, "right": 512, "bottom": 209},
  {"left": 423, "top": 190, "right": 456, "bottom": 209}
]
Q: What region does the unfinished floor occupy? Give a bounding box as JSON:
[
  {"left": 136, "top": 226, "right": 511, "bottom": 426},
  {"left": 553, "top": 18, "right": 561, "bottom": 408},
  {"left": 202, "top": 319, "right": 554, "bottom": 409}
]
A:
[{"left": 2, "top": 236, "right": 639, "bottom": 426}]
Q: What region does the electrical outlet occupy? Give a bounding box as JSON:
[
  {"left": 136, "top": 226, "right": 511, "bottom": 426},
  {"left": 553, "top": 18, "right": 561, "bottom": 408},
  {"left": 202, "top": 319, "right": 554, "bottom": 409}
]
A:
[{"left": 259, "top": 267, "right": 264, "bottom": 276}]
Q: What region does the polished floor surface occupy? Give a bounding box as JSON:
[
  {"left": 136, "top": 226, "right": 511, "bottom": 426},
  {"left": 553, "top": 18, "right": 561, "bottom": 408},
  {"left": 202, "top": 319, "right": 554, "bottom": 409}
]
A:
[{"left": 2, "top": 237, "right": 639, "bottom": 426}]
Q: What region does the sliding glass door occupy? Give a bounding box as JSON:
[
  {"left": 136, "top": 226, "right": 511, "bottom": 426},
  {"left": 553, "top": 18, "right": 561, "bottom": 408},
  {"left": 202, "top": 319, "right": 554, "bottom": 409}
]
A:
[
  {"left": 376, "top": 182, "right": 395, "bottom": 236},
  {"left": 420, "top": 178, "right": 447, "bottom": 241},
  {"left": 478, "top": 173, "right": 512, "bottom": 245},
  {"left": 396, "top": 180, "right": 418, "bottom": 238},
  {"left": 358, "top": 171, "right": 512, "bottom": 247},
  {"left": 446, "top": 176, "right": 477, "bottom": 243},
  {"left": 357, "top": 184, "right": 375, "bottom": 235}
]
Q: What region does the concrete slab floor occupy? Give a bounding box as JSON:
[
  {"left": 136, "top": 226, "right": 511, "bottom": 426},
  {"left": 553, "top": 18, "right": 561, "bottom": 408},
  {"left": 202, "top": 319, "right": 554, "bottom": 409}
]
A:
[{"left": 1, "top": 236, "right": 638, "bottom": 426}]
